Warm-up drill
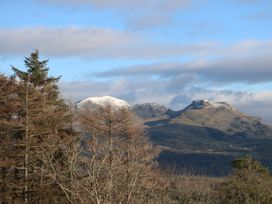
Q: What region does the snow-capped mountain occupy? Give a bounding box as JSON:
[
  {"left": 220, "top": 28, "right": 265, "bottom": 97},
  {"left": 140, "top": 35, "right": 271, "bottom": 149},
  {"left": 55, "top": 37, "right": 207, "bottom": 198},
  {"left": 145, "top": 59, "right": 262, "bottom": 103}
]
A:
[
  {"left": 173, "top": 99, "right": 268, "bottom": 137},
  {"left": 185, "top": 99, "right": 234, "bottom": 110},
  {"left": 144, "top": 99, "right": 272, "bottom": 176},
  {"left": 77, "top": 96, "right": 170, "bottom": 118},
  {"left": 76, "top": 96, "right": 272, "bottom": 176},
  {"left": 77, "top": 96, "right": 132, "bottom": 109}
]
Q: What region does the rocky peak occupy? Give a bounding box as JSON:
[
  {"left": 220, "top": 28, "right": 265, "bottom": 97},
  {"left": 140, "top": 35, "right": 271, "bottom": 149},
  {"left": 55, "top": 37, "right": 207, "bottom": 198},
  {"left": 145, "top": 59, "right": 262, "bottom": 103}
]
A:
[
  {"left": 133, "top": 102, "right": 168, "bottom": 119},
  {"left": 186, "top": 99, "right": 233, "bottom": 110}
]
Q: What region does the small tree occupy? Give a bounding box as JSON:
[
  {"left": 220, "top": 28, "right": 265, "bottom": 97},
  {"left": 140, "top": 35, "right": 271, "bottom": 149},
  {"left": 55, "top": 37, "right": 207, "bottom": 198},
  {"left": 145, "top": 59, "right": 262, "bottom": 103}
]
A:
[{"left": 219, "top": 156, "right": 272, "bottom": 204}]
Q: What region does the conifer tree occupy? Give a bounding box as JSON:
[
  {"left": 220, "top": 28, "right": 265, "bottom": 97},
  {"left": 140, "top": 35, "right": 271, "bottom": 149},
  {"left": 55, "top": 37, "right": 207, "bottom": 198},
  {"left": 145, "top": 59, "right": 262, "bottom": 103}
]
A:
[
  {"left": 0, "top": 74, "right": 24, "bottom": 203},
  {"left": 0, "top": 51, "right": 72, "bottom": 203}
]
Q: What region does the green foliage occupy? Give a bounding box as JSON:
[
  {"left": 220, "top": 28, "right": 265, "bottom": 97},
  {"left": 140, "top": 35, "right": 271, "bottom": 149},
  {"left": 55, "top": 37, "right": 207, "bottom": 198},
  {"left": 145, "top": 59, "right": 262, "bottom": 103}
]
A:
[
  {"left": 12, "top": 49, "right": 60, "bottom": 87},
  {"left": 232, "top": 155, "right": 270, "bottom": 176},
  {"left": 219, "top": 156, "right": 272, "bottom": 204},
  {"left": 13, "top": 50, "right": 69, "bottom": 130}
]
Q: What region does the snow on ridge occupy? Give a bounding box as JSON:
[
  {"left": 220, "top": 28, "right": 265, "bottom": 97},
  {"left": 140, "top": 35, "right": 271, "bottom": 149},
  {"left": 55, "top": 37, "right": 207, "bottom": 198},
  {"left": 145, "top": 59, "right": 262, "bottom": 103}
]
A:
[
  {"left": 209, "top": 101, "right": 232, "bottom": 109},
  {"left": 77, "top": 96, "right": 235, "bottom": 112},
  {"left": 188, "top": 99, "right": 233, "bottom": 110},
  {"left": 77, "top": 96, "right": 132, "bottom": 109}
]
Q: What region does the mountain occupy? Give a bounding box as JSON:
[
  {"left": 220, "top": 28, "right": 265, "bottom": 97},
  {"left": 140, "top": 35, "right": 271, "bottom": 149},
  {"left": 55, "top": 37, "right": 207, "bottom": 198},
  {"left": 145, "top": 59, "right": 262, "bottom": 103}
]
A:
[
  {"left": 145, "top": 99, "right": 272, "bottom": 176},
  {"left": 133, "top": 103, "right": 168, "bottom": 119},
  {"left": 77, "top": 96, "right": 272, "bottom": 176},
  {"left": 171, "top": 99, "right": 272, "bottom": 138},
  {"left": 77, "top": 96, "right": 170, "bottom": 117},
  {"left": 77, "top": 96, "right": 132, "bottom": 109}
]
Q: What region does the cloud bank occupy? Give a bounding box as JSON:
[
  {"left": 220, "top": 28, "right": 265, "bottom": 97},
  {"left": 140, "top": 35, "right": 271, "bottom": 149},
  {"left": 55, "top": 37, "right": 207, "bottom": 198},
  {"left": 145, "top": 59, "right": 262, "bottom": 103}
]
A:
[
  {"left": 0, "top": 26, "right": 216, "bottom": 59},
  {"left": 97, "top": 54, "right": 272, "bottom": 84},
  {"left": 57, "top": 36, "right": 272, "bottom": 123}
]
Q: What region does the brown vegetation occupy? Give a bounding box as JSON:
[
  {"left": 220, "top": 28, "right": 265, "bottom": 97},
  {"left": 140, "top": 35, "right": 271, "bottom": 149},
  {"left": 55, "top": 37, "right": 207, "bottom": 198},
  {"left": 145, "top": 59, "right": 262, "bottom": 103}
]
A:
[{"left": 1, "top": 51, "right": 272, "bottom": 204}]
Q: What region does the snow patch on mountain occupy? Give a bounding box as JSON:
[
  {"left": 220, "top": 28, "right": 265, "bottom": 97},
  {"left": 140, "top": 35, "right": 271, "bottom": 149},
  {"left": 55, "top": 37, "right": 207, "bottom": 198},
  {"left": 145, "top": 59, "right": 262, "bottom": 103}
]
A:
[
  {"left": 187, "top": 99, "right": 234, "bottom": 110},
  {"left": 77, "top": 96, "right": 132, "bottom": 109},
  {"left": 77, "top": 96, "right": 238, "bottom": 118}
]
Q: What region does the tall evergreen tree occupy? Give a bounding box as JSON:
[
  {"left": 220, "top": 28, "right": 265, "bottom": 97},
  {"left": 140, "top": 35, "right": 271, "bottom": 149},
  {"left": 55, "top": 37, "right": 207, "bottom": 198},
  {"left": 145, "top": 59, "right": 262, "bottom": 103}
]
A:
[
  {"left": 12, "top": 50, "right": 69, "bottom": 136},
  {"left": 0, "top": 74, "right": 24, "bottom": 203},
  {"left": 1, "top": 51, "right": 72, "bottom": 203}
]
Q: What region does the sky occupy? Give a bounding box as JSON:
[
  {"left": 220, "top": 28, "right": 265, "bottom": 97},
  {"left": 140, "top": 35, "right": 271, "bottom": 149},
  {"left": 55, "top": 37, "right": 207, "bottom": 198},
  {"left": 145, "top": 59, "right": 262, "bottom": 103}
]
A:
[{"left": 0, "top": 0, "right": 272, "bottom": 123}]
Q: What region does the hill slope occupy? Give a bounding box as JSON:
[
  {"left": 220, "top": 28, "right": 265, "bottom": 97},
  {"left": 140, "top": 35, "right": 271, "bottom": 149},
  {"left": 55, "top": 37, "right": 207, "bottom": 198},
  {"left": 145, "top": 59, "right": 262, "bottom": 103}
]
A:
[
  {"left": 78, "top": 96, "right": 272, "bottom": 175},
  {"left": 144, "top": 100, "right": 272, "bottom": 175}
]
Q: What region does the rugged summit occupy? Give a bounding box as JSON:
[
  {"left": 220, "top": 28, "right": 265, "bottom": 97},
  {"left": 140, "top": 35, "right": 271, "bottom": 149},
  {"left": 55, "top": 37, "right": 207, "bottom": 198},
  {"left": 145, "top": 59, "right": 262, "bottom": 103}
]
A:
[
  {"left": 171, "top": 99, "right": 270, "bottom": 138},
  {"left": 133, "top": 103, "right": 168, "bottom": 119},
  {"left": 185, "top": 99, "right": 233, "bottom": 110}
]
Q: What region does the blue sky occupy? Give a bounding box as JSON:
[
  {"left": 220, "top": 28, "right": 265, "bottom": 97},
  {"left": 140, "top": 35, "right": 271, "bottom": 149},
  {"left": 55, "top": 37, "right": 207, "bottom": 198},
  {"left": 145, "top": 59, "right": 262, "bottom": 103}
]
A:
[{"left": 1, "top": 0, "right": 272, "bottom": 123}]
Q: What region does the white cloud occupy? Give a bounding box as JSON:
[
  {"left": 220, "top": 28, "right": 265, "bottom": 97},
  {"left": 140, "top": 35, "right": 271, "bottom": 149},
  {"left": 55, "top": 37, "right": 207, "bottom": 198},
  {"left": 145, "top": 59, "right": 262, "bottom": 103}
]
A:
[
  {"left": 0, "top": 27, "right": 142, "bottom": 58},
  {"left": 0, "top": 26, "right": 216, "bottom": 59},
  {"left": 97, "top": 39, "right": 272, "bottom": 84}
]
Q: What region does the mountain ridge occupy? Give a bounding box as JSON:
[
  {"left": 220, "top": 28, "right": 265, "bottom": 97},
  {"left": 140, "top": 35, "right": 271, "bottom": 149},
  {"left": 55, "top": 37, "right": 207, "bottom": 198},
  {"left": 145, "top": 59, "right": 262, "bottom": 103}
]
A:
[
  {"left": 78, "top": 96, "right": 272, "bottom": 175},
  {"left": 77, "top": 95, "right": 271, "bottom": 134}
]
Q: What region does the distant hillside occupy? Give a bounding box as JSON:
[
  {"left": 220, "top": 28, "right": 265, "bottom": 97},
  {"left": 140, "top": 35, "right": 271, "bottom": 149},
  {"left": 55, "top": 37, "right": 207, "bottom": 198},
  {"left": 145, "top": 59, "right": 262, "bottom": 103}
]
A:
[
  {"left": 78, "top": 96, "right": 272, "bottom": 176},
  {"left": 144, "top": 100, "right": 272, "bottom": 176},
  {"left": 171, "top": 99, "right": 272, "bottom": 138}
]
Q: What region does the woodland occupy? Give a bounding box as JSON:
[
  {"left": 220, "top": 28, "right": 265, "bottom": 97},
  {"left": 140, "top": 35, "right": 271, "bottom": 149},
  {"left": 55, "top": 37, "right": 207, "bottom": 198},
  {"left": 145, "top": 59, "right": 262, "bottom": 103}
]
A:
[{"left": 1, "top": 51, "right": 272, "bottom": 204}]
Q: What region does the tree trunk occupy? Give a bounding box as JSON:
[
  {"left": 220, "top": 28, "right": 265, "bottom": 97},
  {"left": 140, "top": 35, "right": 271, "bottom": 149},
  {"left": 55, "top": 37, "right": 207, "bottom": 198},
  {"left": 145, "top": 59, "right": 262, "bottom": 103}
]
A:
[{"left": 24, "top": 74, "right": 30, "bottom": 204}]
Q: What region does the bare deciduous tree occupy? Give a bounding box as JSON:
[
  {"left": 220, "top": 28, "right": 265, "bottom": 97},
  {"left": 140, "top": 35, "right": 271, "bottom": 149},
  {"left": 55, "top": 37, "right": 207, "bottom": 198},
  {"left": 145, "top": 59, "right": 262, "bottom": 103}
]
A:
[{"left": 43, "top": 104, "right": 169, "bottom": 204}]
